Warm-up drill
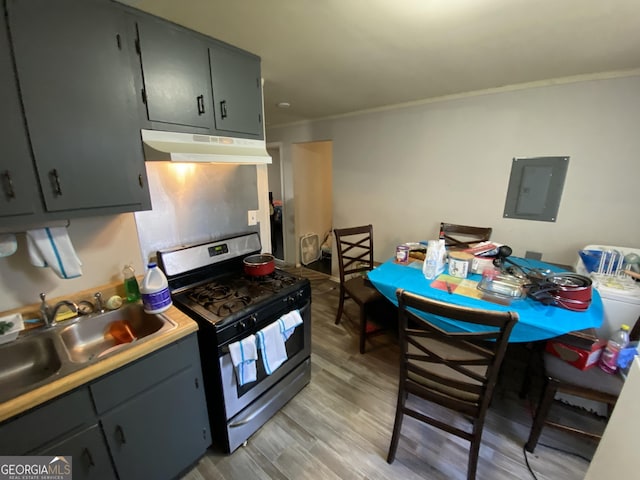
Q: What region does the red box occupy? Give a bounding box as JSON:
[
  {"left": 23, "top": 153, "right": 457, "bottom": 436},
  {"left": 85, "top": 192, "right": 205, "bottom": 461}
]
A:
[{"left": 545, "top": 337, "right": 606, "bottom": 370}]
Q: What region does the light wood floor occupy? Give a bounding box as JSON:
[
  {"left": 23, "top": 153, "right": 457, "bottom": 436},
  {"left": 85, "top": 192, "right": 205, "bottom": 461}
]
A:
[{"left": 182, "top": 267, "right": 602, "bottom": 480}]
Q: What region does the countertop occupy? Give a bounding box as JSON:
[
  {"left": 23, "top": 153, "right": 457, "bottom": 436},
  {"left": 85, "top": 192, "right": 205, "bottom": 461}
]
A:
[{"left": 0, "top": 281, "right": 199, "bottom": 424}]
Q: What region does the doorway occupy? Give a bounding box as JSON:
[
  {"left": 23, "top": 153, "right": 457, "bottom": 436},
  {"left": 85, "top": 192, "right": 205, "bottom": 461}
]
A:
[
  {"left": 292, "top": 141, "right": 333, "bottom": 274},
  {"left": 267, "top": 144, "right": 285, "bottom": 261}
]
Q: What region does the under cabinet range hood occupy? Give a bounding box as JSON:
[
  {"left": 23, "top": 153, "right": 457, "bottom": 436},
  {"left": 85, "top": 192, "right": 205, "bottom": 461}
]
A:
[{"left": 140, "top": 129, "right": 272, "bottom": 164}]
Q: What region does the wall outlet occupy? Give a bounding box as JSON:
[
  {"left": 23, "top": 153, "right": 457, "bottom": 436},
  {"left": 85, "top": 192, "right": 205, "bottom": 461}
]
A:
[{"left": 247, "top": 210, "right": 258, "bottom": 226}]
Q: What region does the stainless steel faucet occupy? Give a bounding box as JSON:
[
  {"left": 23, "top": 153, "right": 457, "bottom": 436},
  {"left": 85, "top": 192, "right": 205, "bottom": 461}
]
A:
[
  {"left": 39, "top": 293, "right": 79, "bottom": 327},
  {"left": 94, "top": 292, "right": 105, "bottom": 313}
]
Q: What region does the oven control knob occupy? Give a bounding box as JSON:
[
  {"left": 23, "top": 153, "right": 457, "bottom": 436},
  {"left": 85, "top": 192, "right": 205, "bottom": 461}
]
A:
[
  {"left": 237, "top": 321, "right": 247, "bottom": 331},
  {"left": 287, "top": 295, "right": 295, "bottom": 305},
  {"left": 297, "top": 290, "right": 304, "bottom": 299},
  {"left": 249, "top": 315, "right": 257, "bottom": 327}
]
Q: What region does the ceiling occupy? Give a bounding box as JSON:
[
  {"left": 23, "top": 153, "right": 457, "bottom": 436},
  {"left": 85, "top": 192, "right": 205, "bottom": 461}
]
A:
[{"left": 119, "top": 0, "right": 640, "bottom": 127}]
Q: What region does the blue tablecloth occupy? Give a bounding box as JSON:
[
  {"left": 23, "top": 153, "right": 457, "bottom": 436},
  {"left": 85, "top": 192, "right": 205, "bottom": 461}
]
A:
[{"left": 367, "top": 257, "right": 604, "bottom": 343}]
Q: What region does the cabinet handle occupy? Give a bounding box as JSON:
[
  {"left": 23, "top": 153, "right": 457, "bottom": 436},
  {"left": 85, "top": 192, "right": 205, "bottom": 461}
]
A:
[
  {"left": 116, "top": 425, "right": 127, "bottom": 444},
  {"left": 220, "top": 100, "right": 227, "bottom": 119},
  {"left": 2, "top": 171, "right": 16, "bottom": 199},
  {"left": 83, "top": 448, "right": 95, "bottom": 467},
  {"left": 138, "top": 174, "right": 144, "bottom": 188},
  {"left": 197, "top": 95, "right": 205, "bottom": 115},
  {"left": 50, "top": 169, "right": 63, "bottom": 196}
]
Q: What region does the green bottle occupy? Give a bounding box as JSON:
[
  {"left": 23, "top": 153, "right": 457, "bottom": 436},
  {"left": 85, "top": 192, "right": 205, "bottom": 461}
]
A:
[{"left": 123, "top": 265, "right": 141, "bottom": 302}]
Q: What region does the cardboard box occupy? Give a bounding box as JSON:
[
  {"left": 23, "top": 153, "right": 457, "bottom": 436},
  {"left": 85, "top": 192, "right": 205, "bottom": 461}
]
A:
[{"left": 545, "top": 335, "right": 607, "bottom": 370}]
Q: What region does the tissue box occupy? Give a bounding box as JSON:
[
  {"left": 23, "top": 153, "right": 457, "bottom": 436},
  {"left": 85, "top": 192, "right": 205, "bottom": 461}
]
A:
[{"left": 545, "top": 328, "right": 606, "bottom": 370}]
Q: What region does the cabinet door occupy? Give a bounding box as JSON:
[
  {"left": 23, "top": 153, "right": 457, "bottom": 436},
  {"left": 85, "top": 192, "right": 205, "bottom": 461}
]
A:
[
  {"left": 101, "top": 367, "right": 210, "bottom": 480},
  {"left": 210, "top": 43, "right": 263, "bottom": 138},
  {"left": 38, "top": 424, "right": 117, "bottom": 480},
  {"left": 7, "top": 0, "right": 150, "bottom": 213},
  {"left": 137, "top": 16, "right": 213, "bottom": 131},
  {"left": 0, "top": 10, "right": 39, "bottom": 218},
  {"left": 0, "top": 387, "right": 95, "bottom": 455}
]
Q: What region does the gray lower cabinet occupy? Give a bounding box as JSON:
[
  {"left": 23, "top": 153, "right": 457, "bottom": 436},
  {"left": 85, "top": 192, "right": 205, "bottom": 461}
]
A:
[
  {"left": 0, "top": 388, "right": 95, "bottom": 455},
  {"left": 38, "top": 424, "right": 117, "bottom": 480},
  {"left": 0, "top": 7, "right": 40, "bottom": 219},
  {"left": 92, "top": 334, "right": 211, "bottom": 480},
  {"left": 5, "top": 0, "right": 151, "bottom": 220},
  {"left": 101, "top": 367, "right": 210, "bottom": 480},
  {"left": 0, "top": 334, "right": 210, "bottom": 480}
]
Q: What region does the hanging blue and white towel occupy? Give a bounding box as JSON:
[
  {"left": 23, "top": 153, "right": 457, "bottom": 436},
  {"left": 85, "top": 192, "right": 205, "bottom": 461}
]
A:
[
  {"left": 228, "top": 334, "right": 258, "bottom": 386},
  {"left": 278, "top": 309, "right": 303, "bottom": 341},
  {"left": 257, "top": 321, "right": 288, "bottom": 375},
  {"left": 26, "top": 227, "right": 83, "bottom": 279}
]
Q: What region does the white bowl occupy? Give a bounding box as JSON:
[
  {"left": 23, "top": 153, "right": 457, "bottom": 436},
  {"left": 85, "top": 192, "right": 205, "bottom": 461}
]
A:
[{"left": 0, "top": 313, "right": 24, "bottom": 345}]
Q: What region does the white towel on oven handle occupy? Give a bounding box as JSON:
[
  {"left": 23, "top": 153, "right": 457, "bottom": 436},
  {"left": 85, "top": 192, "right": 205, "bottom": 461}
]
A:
[
  {"left": 278, "top": 309, "right": 303, "bottom": 341},
  {"left": 257, "top": 321, "right": 288, "bottom": 375},
  {"left": 228, "top": 334, "right": 257, "bottom": 386}
]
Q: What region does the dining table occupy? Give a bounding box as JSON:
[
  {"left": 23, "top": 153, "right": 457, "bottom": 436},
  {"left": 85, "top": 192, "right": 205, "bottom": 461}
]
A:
[{"left": 367, "top": 256, "right": 604, "bottom": 343}]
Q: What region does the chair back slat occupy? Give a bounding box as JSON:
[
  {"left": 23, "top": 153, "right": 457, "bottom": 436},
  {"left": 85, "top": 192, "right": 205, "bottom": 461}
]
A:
[
  {"left": 396, "top": 289, "right": 517, "bottom": 427},
  {"left": 334, "top": 225, "right": 375, "bottom": 281},
  {"left": 439, "top": 222, "right": 492, "bottom": 248},
  {"left": 388, "top": 289, "right": 518, "bottom": 479}
]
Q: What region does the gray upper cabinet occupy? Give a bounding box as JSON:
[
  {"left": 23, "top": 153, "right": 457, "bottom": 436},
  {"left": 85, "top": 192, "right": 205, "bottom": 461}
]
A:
[
  {"left": 130, "top": 8, "right": 264, "bottom": 139},
  {"left": 0, "top": 11, "right": 40, "bottom": 219},
  {"left": 210, "top": 43, "right": 263, "bottom": 137},
  {"left": 6, "top": 0, "right": 150, "bottom": 214},
  {"left": 136, "top": 16, "right": 214, "bottom": 132}
]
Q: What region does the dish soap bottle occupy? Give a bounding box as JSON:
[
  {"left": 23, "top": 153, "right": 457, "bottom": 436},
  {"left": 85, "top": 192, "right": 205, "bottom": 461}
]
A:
[
  {"left": 599, "top": 324, "right": 630, "bottom": 374},
  {"left": 140, "top": 262, "right": 172, "bottom": 314},
  {"left": 123, "top": 265, "right": 141, "bottom": 302}
]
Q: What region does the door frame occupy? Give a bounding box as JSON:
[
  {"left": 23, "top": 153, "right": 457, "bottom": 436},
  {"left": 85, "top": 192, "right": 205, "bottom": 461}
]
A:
[{"left": 266, "top": 142, "right": 287, "bottom": 265}]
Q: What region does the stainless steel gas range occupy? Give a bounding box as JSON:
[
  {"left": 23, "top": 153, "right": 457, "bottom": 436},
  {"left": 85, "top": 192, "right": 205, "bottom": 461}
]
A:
[{"left": 157, "top": 233, "right": 311, "bottom": 453}]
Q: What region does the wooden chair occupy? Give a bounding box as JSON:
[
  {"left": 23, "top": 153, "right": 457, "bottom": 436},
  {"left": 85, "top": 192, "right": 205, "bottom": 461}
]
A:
[
  {"left": 439, "top": 222, "right": 492, "bottom": 249},
  {"left": 525, "top": 317, "right": 640, "bottom": 453},
  {"left": 334, "top": 225, "right": 385, "bottom": 354},
  {"left": 387, "top": 289, "right": 518, "bottom": 480}
]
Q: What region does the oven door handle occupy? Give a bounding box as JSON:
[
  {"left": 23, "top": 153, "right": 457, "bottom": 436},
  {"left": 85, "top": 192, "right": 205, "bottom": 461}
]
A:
[
  {"left": 228, "top": 362, "right": 308, "bottom": 428},
  {"left": 228, "top": 401, "right": 268, "bottom": 428}
]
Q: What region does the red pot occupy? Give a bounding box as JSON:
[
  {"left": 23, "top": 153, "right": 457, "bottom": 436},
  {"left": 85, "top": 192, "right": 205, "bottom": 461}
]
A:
[
  {"left": 548, "top": 273, "right": 592, "bottom": 311},
  {"left": 243, "top": 254, "right": 275, "bottom": 277}
]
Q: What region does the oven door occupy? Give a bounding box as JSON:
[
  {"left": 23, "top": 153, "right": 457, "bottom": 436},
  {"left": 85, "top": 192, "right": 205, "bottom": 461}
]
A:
[{"left": 219, "top": 299, "right": 311, "bottom": 420}]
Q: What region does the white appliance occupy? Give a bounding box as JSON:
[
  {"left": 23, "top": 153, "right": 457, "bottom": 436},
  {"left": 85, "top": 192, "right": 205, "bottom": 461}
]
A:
[
  {"left": 140, "top": 129, "right": 272, "bottom": 164},
  {"left": 557, "top": 244, "right": 640, "bottom": 416},
  {"left": 575, "top": 244, "right": 640, "bottom": 340}
]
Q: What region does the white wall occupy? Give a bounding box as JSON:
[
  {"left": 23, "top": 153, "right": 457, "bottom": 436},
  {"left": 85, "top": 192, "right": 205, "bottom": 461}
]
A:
[
  {"left": 585, "top": 357, "right": 640, "bottom": 478},
  {"left": 293, "top": 141, "right": 333, "bottom": 265},
  {"left": 0, "top": 214, "right": 143, "bottom": 310},
  {"left": 267, "top": 75, "right": 640, "bottom": 267}
]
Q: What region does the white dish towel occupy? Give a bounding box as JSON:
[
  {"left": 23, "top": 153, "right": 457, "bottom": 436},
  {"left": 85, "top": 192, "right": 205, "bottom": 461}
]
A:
[
  {"left": 278, "top": 309, "right": 303, "bottom": 341},
  {"left": 228, "top": 334, "right": 257, "bottom": 386},
  {"left": 26, "top": 227, "right": 83, "bottom": 279},
  {"left": 257, "top": 321, "right": 288, "bottom": 375}
]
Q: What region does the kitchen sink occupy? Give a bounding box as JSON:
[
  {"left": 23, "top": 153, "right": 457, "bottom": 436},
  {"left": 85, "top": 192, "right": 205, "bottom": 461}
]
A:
[
  {"left": 0, "top": 335, "right": 62, "bottom": 403},
  {"left": 59, "top": 305, "right": 176, "bottom": 363},
  {"left": 0, "top": 304, "right": 177, "bottom": 405}
]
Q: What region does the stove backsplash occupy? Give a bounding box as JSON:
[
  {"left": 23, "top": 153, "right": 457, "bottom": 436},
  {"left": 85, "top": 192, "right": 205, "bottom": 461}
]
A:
[{"left": 134, "top": 162, "right": 259, "bottom": 264}]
